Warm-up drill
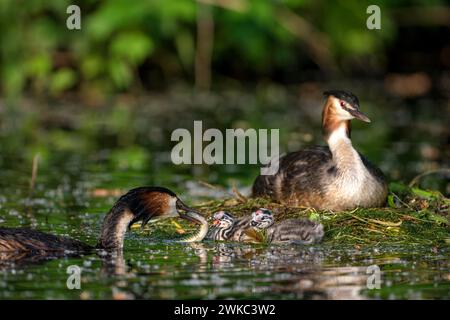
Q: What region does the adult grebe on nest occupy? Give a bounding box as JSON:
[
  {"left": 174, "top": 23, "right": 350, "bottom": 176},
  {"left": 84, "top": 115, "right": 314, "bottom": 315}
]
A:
[{"left": 252, "top": 90, "right": 387, "bottom": 211}]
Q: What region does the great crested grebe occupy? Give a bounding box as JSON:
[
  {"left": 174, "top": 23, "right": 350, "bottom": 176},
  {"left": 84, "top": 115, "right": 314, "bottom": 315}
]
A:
[
  {"left": 252, "top": 90, "right": 388, "bottom": 211},
  {"left": 0, "top": 187, "right": 203, "bottom": 254},
  {"left": 206, "top": 211, "right": 253, "bottom": 242},
  {"left": 250, "top": 208, "right": 324, "bottom": 244}
]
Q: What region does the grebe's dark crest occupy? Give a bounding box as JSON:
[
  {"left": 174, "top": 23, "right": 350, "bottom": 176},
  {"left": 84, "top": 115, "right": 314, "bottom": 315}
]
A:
[
  {"left": 252, "top": 90, "right": 387, "bottom": 211},
  {"left": 0, "top": 187, "right": 203, "bottom": 255}
]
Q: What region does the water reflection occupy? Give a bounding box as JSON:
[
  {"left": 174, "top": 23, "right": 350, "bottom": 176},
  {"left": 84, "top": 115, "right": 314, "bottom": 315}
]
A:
[
  {"left": 195, "top": 243, "right": 370, "bottom": 299},
  {"left": 0, "top": 241, "right": 448, "bottom": 299},
  {"left": 0, "top": 250, "right": 87, "bottom": 270},
  {"left": 99, "top": 250, "right": 128, "bottom": 276},
  {"left": 0, "top": 247, "right": 128, "bottom": 279}
]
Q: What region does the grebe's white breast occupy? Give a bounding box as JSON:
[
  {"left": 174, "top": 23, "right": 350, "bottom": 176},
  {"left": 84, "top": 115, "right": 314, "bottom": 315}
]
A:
[{"left": 325, "top": 125, "right": 387, "bottom": 209}]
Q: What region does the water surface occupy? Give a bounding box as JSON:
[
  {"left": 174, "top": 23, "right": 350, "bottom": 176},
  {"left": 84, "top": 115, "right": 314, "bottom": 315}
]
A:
[
  {"left": 0, "top": 90, "right": 448, "bottom": 299},
  {"left": 0, "top": 163, "right": 448, "bottom": 300}
]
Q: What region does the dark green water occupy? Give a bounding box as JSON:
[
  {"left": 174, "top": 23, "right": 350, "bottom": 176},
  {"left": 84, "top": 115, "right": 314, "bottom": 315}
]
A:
[{"left": 0, "top": 160, "right": 448, "bottom": 300}]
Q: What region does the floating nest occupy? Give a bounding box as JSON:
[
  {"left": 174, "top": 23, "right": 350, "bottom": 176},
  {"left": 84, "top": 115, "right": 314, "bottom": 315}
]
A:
[
  {"left": 140, "top": 183, "right": 449, "bottom": 246},
  {"left": 191, "top": 182, "right": 449, "bottom": 246}
]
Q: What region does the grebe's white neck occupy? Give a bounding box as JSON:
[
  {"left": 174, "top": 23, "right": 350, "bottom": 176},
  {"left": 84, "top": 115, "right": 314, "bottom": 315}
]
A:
[
  {"left": 326, "top": 122, "right": 366, "bottom": 178},
  {"left": 327, "top": 124, "right": 352, "bottom": 151},
  {"left": 323, "top": 120, "right": 387, "bottom": 208}
]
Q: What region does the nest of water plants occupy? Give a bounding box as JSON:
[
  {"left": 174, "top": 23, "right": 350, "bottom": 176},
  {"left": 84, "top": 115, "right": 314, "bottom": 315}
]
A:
[{"left": 141, "top": 182, "right": 449, "bottom": 246}]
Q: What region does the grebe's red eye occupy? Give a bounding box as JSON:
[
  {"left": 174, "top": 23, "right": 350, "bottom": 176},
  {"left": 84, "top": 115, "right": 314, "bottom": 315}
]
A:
[{"left": 340, "top": 101, "right": 345, "bottom": 107}]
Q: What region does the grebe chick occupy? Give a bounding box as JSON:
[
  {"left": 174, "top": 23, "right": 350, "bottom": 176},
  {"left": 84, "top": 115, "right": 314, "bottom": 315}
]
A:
[
  {"left": 206, "top": 211, "right": 253, "bottom": 242},
  {"left": 251, "top": 208, "right": 324, "bottom": 244},
  {"left": 252, "top": 90, "right": 388, "bottom": 211},
  {"left": 0, "top": 187, "right": 203, "bottom": 254}
]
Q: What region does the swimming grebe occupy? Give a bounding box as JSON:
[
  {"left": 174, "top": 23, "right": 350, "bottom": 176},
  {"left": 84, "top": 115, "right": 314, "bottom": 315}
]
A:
[
  {"left": 206, "top": 211, "right": 253, "bottom": 242},
  {"left": 0, "top": 187, "right": 203, "bottom": 253},
  {"left": 250, "top": 208, "right": 324, "bottom": 244},
  {"left": 252, "top": 90, "right": 388, "bottom": 211}
]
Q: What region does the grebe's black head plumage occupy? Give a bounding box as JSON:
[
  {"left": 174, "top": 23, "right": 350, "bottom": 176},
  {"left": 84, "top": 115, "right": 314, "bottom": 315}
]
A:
[
  {"left": 323, "top": 90, "right": 360, "bottom": 109},
  {"left": 118, "top": 187, "right": 177, "bottom": 228},
  {"left": 120, "top": 186, "right": 202, "bottom": 228},
  {"left": 323, "top": 90, "right": 370, "bottom": 123}
]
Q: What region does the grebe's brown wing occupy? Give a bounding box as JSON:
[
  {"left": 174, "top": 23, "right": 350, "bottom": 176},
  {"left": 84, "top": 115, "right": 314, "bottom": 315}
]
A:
[
  {"left": 252, "top": 146, "right": 332, "bottom": 201},
  {"left": 0, "top": 227, "right": 93, "bottom": 253}
]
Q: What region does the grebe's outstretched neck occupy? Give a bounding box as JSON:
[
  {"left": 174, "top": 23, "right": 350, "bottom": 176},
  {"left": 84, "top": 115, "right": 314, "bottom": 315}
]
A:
[
  {"left": 0, "top": 187, "right": 203, "bottom": 254},
  {"left": 252, "top": 90, "right": 387, "bottom": 211}
]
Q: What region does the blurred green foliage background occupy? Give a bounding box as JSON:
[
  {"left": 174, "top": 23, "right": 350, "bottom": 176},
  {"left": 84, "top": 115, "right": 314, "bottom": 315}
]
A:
[
  {"left": 0, "top": 0, "right": 448, "bottom": 194},
  {"left": 0, "top": 0, "right": 434, "bottom": 97}
]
